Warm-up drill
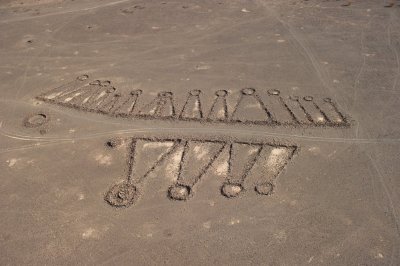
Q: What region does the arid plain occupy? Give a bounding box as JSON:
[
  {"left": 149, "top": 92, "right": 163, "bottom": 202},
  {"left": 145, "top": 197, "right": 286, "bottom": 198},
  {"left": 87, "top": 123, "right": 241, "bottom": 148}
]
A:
[{"left": 1, "top": 0, "right": 400, "bottom": 265}]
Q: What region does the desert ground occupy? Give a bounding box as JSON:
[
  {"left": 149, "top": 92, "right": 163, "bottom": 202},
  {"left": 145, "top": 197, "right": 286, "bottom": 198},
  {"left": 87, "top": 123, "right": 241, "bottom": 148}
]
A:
[{"left": 1, "top": 0, "right": 400, "bottom": 265}]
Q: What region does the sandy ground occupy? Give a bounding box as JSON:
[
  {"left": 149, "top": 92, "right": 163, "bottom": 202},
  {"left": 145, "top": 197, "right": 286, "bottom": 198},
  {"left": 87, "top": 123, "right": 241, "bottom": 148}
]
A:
[{"left": 1, "top": 0, "right": 400, "bottom": 265}]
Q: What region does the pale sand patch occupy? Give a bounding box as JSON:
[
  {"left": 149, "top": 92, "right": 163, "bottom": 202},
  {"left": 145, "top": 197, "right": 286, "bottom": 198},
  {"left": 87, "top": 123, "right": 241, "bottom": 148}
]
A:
[
  {"left": 248, "top": 146, "right": 260, "bottom": 155},
  {"left": 142, "top": 142, "right": 174, "bottom": 149},
  {"left": 215, "top": 161, "right": 228, "bottom": 176},
  {"left": 218, "top": 109, "right": 225, "bottom": 117},
  {"left": 6, "top": 158, "right": 19, "bottom": 167},
  {"left": 64, "top": 92, "right": 82, "bottom": 102},
  {"left": 165, "top": 146, "right": 184, "bottom": 181},
  {"left": 193, "top": 101, "right": 200, "bottom": 112},
  {"left": 203, "top": 221, "right": 211, "bottom": 229},
  {"left": 82, "top": 228, "right": 98, "bottom": 239},
  {"left": 77, "top": 193, "right": 85, "bottom": 200},
  {"left": 95, "top": 154, "right": 112, "bottom": 165},
  {"left": 267, "top": 148, "right": 289, "bottom": 170},
  {"left": 193, "top": 145, "right": 208, "bottom": 160},
  {"left": 308, "top": 146, "right": 320, "bottom": 155},
  {"left": 229, "top": 218, "right": 240, "bottom": 225}
]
